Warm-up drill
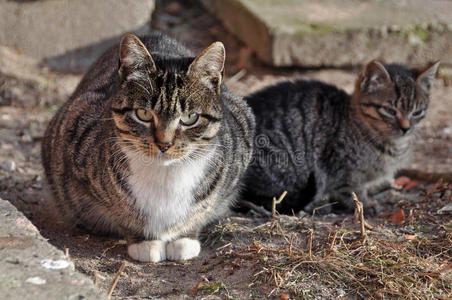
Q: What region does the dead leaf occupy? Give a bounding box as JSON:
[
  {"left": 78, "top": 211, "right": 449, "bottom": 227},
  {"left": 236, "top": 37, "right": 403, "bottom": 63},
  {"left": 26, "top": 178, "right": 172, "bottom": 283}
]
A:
[
  {"left": 395, "top": 176, "right": 410, "bottom": 187},
  {"left": 280, "top": 294, "right": 290, "bottom": 300},
  {"left": 404, "top": 234, "right": 416, "bottom": 240},
  {"left": 404, "top": 180, "right": 419, "bottom": 191},
  {"left": 388, "top": 209, "right": 405, "bottom": 225},
  {"left": 378, "top": 211, "right": 393, "bottom": 218},
  {"left": 395, "top": 176, "right": 419, "bottom": 191}
]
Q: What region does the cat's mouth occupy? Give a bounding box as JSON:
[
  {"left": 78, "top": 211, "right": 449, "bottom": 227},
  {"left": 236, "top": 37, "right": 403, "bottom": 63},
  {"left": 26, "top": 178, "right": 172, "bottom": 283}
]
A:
[
  {"left": 151, "top": 149, "right": 198, "bottom": 166},
  {"left": 155, "top": 152, "right": 180, "bottom": 165}
]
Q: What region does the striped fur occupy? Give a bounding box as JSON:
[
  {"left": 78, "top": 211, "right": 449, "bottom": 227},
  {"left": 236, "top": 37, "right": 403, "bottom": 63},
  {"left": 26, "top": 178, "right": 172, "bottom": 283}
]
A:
[
  {"left": 242, "top": 61, "right": 439, "bottom": 214},
  {"left": 42, "top": 33, "right": 254, "bottom": 261}
]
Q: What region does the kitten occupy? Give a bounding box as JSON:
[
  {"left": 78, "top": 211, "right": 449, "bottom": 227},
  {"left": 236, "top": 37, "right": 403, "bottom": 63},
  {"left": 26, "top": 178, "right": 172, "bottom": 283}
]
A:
[
  {"left": 242, "top": 60, "right": 439, "bottom": 214},
  {"left": 41, "top": 32, "right": 255, "bottom": 262}
]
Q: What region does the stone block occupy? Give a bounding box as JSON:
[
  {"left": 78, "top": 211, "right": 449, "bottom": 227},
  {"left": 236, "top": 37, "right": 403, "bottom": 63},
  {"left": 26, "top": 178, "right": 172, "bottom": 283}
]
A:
[
  {"left": 0, "top": 198, "right": 106, "bottom": 299},
  {"left": 201, "top": 0, "right": 452, "bottom": 67}
]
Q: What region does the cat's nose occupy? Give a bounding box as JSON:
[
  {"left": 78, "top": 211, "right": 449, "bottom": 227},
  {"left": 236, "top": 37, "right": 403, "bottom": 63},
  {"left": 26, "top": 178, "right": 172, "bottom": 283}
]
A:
[
  {"left": 399, "top": 119, "right": 411, "bottom": 135},
  {"left": 400, "top": 124, "right": 411, "bottom": 135},
  {"left": 156, "top": 141, "right": 173, "bottom": 153}
]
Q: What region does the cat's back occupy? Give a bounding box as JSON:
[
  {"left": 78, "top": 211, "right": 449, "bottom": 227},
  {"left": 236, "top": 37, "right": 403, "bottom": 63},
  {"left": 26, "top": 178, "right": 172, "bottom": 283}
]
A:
[
  {"left": 243, "top": 79, "right": 351, "bottom": 212},
  {"left": 246, "top": 79, "right": 349, "bottom": 119}
]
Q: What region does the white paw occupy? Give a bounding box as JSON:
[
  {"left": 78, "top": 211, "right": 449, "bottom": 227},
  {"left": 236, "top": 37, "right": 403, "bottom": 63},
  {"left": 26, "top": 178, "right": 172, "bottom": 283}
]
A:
[
  {"left": 166, "top": 238, "right": 201, "bottom": 261},
  {"left": 127, "top": 240, "right": 167, "bottom": 262}
]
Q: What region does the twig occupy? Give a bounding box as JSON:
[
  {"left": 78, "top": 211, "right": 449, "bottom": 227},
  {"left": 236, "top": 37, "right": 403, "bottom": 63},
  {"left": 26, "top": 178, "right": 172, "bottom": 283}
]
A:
[
  {"left": 364, "top": 221, "right": 374, "bottom": 230},
  {"left": 102, "top": 240, "right": 127, "bottom": 257},
  {"left": 240, "top": 200, "right": 272, "bottom": 217},
  {"left": 307, "top": 228, "right": 314, "bottom": 259},
  {"left": 93, "top": 272, "right": 98, "bottom": 287},
  {"left": 216, "top": 242, "right": 232, "bottom": 252},
  {"left": 352, "top": 192, "right": 367, "bottom": 242},
  {"left": 422, "top": 178, "right": 443, "bottom": 202},
  {"left": 64, "top": 248, "right": 70, "bottom": 261},
  {"left": 225, "top": 69, "right": 247, "bottom": 85},
  {"left": 311, "top": 201, "right": 338, "bottom": 221},
  {"left": 190, "top": 276, "right": 207, "bottom": 297},
  {"left": 272, "top": 191, "right": 287, "bottom": 217},
  {"left": 107, "top": 261, "right": 126, "bottom": 299},
  {"left": 327, "top": 230, "right": 338, "bottom": 256}
]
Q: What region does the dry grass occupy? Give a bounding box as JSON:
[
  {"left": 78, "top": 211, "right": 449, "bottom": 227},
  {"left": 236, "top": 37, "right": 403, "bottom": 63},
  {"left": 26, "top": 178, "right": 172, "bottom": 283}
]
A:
[
  {"left": 215, "top": 219, "right": 451, "bottom": 298},
  {"left": 208, "top": 182, "right": 452, "bottom": 299}
]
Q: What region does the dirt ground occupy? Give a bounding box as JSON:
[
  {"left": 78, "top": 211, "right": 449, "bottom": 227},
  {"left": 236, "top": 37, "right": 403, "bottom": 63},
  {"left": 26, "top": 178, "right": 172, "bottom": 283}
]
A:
[{"left": 1, "top": 1, "right": 451, "bottom": 299}]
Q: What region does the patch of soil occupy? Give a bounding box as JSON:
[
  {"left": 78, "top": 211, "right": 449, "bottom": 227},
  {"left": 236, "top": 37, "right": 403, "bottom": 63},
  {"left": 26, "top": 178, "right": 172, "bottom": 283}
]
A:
[{"left": 1, "top": 0, "right": 451, "bottom": 299}]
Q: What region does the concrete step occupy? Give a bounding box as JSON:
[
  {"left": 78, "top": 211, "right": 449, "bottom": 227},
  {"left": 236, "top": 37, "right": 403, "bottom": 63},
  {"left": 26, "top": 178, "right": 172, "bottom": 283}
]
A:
[
  {"left": 0, "top": 198, "right": 106, "bottom": 300},
  {"left": 201, "top": 0, "right": 452, "bottom": 67}
]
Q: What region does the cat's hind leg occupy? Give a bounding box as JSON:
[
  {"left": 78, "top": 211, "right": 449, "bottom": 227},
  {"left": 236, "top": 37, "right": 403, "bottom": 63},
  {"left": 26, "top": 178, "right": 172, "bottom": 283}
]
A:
[
  {"left": 127, "top": 240, "right": 167, "bottom": 262},
  {"left": 302, "top": 168, "right": 329, "bottom": 214}
]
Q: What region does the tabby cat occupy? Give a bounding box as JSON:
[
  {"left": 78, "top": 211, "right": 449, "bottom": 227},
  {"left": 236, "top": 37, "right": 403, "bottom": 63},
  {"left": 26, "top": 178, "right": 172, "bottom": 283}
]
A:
[
  {"left": 42, "top": 32, "right": 254, "bottom": 262},
  {"left": 243, "top": 60, "right": 439, "bottom": 214}
]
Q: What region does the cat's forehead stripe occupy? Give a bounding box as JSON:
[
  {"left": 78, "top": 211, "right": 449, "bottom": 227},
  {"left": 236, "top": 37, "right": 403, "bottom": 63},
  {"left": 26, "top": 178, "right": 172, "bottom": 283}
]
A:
[
  {"left": 153, "top": 71, "right": 168, "bottom": 112},
  {"left": 170, "top": 73, "right": 181, "bottom": 115},
  {"left": 152, "top": 71, "right": 185, "bottom": 117},
  {"left": 392, "top": 75, "right": 417, "bottom": 111}
]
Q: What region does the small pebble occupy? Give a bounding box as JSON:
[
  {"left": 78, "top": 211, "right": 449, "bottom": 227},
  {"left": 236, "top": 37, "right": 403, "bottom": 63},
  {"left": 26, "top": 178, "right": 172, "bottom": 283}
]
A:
[
  {"left": 40, "top": 259, "right": 71, "bottom": 270},
  {"left": 437, "top": 203, "right": 452, "bottom": 214},
  {"left": 26, "top": 277, "right": 46, "bottom": 285},
  {"left": 1, "top": 160, "right": 15, "bottom": 172}
]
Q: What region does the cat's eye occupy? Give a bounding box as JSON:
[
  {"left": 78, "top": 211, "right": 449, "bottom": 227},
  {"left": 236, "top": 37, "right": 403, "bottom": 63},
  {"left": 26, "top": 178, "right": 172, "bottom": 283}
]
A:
[
  {"left": 412, "top": 110, "right": 424, "bottom": 118},
  {"left": 381, "top": 106, "right": 397, "bottom": 117},
  {"left": 180, "top": 113, "right": 199, "bottom": 126},
  {"left": 135, "top": 109, "right": 153, "bottom": 122}
]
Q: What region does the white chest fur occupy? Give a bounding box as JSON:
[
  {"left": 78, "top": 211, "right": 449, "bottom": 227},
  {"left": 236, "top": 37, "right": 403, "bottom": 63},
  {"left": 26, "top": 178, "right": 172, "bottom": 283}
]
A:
[{"left": 125, "top": 152, "right": 211, "bottom": 240}]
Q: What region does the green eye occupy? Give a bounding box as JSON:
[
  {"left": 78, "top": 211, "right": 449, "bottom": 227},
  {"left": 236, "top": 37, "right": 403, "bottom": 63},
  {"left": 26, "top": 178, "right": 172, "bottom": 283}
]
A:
[
  {"left": 180, "top": 113, "right": 199, "bottom": 126},
  {"left": 136, "top": 109, "right": 153, "bottom": 122}
]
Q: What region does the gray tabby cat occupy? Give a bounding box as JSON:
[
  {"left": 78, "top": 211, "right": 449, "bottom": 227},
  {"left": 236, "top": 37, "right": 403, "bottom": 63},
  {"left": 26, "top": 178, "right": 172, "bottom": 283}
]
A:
[
  {"left": 42, "top": 32, "right": 254, "bottom": 262},
  {"left": 242, "top": 60, "right": 439, "bottom": 214}
]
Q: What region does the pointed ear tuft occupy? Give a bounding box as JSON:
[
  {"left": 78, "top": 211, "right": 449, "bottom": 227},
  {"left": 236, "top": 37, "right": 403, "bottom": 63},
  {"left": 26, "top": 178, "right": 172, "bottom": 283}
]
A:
[
  {"left": 416, "top": 61, "right": 440, "bottom": 94},
  {"left": 188, "top": 41, "right": 225, "bottom": 93},
  {"left": 119, "top": 33, "right": 156, "bottom": 80},
  {"left": 360, "top": 60, "right": 392, "bottom": 93}
]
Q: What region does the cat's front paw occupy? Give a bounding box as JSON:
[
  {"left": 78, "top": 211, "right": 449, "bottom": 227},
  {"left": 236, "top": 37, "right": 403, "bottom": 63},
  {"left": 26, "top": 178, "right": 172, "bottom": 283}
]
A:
[
  {"left": 128, "top": 240, "right": 167, "bottom": 262},
  {"left": 166, "top": 238, "right": 201, "bottom": 261}
]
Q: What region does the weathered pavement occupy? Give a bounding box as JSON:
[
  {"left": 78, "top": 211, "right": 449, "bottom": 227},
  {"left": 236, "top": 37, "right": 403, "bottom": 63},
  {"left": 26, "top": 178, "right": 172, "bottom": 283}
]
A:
[
  {"left": 0, "top": 198, "right": 106, "bottom": 300},
  {"left": 202, "top": 0, "right": 452, "bottom": 67},
  {"left": 0, "top": 0, "right": 155, "bottom": 72}
]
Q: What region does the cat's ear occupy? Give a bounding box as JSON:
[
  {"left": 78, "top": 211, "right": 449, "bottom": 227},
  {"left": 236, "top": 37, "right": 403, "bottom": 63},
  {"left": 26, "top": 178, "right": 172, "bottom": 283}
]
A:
[
  {"left": 360, "top": 60, "right": 392, "bottom": 93},
  {"left": 188, "top": 41, "right": 225, "bottom": 93},
  {"left": 416, "top": 61, "right": 440, "bottom": 94},
  {"left": 119, "top": 33, "right": 156, "bottom": 80}
]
